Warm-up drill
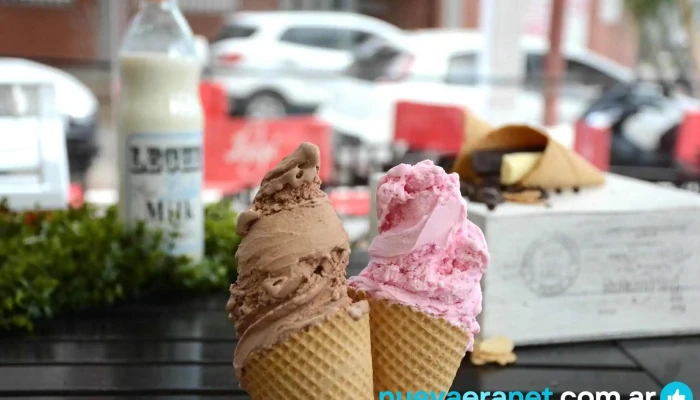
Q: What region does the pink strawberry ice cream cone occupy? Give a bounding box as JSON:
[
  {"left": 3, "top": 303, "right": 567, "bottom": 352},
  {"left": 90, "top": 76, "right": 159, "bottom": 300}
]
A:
[{"left": 348, "top": 160, "right": 489, "bottom": 396}]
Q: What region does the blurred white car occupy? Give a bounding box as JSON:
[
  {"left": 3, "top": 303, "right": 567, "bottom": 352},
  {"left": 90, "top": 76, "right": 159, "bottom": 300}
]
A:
[
  {"left": 209, "top": 11, "right": 403, "bottom": 118},
  {"left": 0, "top": 58, "right": 99, "bottom": 180},
  {"left": 0, "top": 81, "right": 71, "bottom": 210},
  {"left": 317, "top": 29, "right": 634, "bottom": 147}
]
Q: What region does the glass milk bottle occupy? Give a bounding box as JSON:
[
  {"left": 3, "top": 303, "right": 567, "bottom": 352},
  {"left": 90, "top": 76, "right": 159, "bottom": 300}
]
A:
[{"left": 117, "top": 0, "right": 204, "bottom": 262}]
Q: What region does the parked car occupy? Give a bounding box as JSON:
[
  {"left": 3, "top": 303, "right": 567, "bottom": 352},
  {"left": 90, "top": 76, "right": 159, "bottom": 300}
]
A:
[
  {"left": 209, "top": 11, "right": 403, "bottom": 119},
  {"left": 0, "top": 58, "right": 99, "bottom": 182},
  {"left": 317, "top": 29, "right": 634, "bottom": 169}
]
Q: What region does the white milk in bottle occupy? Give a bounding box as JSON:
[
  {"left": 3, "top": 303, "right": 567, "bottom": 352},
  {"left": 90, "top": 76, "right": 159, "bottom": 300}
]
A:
[{"left": 118, "top": 0, "right": 204, "bottom": 261}]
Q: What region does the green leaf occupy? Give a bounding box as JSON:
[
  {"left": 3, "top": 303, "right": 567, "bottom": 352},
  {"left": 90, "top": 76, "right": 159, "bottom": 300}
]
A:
[
  {"left": 0, "top": 197, "right": 240, "bottom": 332},
  {"left": 625, "top": 0, "right": 674, "bottom": 22}
]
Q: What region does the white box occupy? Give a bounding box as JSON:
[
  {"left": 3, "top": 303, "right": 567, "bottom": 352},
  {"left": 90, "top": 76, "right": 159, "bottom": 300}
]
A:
[{"left": 468, "top": 174, "right": 700, "bottom": 345}]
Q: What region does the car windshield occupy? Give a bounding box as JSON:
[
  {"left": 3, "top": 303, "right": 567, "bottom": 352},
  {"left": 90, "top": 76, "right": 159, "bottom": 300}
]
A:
[
  {"left": 346, "top": 42, "right": 408, "bottom": 81},
  {"left": 214, "top": 23, "right": 257, "bottom": 41}
]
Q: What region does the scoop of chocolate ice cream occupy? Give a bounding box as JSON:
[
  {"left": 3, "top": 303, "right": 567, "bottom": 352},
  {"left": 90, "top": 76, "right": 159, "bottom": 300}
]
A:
[{"left": 226, "top": 143, "right": 358, "bottom": 373}]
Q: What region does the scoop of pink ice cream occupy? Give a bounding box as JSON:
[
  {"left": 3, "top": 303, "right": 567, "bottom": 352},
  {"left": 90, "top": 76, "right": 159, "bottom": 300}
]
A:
[{"left": 348, "top": 160, "right": 489, "bottom": 351}]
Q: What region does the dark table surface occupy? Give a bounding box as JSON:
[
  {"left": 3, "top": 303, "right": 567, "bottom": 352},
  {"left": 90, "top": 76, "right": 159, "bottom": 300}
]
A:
[{"left": 0, "top": 251, "right": 697, "bottom": 399}]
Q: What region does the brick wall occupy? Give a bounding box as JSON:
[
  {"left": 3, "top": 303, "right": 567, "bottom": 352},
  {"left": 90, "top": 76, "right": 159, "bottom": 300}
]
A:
[
  {"left": 186, "top": 14, "right": 225, "bottom": 40},
  {"left": 0, "top": 0, "right": 279, "bottom": 62},
  {"left": 187, "top": 0, "right": 330, "bottom": 40},
  {"left": 464, "top": 0, "right": 479, "bottom": 29},
  {"left": 455, "top": 0, "right": 638, "bottom": 68},
  {"left": 190, "top": 0, "right": 440, "bottom": 40},
  {"left": 0, "top": 0, "right": 97, "bottom": 61},
  {"left": 239, "top": 0, "right": 278, "bottom": 11},
  {"left": 587, "top": 0, "right": 638, "bottom": 67},
  {"left": 0, "top": 0, "right": 638, "bottom": 68},
  {"left": 365, "top": 0, "right": 439, "bottom": 30}
]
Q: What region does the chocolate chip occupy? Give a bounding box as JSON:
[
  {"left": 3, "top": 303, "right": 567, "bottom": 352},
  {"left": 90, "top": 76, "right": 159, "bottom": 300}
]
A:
[
  {"left": 573, "top": 186, "right": 580, "bottom": 193},
  {"left": 460, "top": 181, "right": 477, "bottom": 199},
  {"left": 476, "top": 187, "right": 503, "bottom": 210},
  {"left": 554, "top": 188, "right": 562, "bottom": 194},
  {"left": 472, "top": 153, "right": 505, "bottom": 176},
  {"left": 503, "top": 184, "right": 526, "bottom": 193},
  {"left": 481, "top": 175, "right": 501, "bottom": 188}
]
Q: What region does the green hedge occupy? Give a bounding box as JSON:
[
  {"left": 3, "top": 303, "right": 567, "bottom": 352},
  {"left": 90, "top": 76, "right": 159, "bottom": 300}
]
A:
[{"left": 0, "top": 199, "right": 241, "bottom": 332}]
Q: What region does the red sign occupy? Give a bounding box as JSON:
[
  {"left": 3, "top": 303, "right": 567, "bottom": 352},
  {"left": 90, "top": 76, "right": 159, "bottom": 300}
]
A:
[
  {"left": 327, "top": 187, "right": 371, "bottom": 216},
  {"left": 200, "top": 82, "right": 228, "bottom": 117},
  {"left": 199, "top": 80, "right": 333, "bottom": 194},
  {"left": 69, "top": 183, "right": 84, "bottom": 208},
  {"left": 204, "top": 116, "right": 333, "bottom": 194},
  {"left": 573, "top": 118, "right": 611, "bottom": 171},
  {"left": 394, "top": 102, "right": 466, "bottom": 154},
  {"left": 676, "top": 110, "right": 700, "bottom": 172}
]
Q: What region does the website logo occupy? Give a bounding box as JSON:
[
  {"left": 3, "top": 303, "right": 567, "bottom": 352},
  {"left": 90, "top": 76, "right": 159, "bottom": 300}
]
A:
[{"left": 661, "top": 382, "right": 693, "bottom": 400}]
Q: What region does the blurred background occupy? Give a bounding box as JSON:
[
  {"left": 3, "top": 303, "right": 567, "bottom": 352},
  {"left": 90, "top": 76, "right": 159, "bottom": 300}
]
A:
[{"left": 2, "top": 0, "right": 700, "bottom": 201}]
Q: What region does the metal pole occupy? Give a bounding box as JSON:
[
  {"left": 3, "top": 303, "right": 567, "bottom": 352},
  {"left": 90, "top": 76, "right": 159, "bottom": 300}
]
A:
[
  {"left": 441, "top": 0, "right": 464, "bottom": 28},
  {"left": 543, "top": 0, "right": 565, "bottom": 126},
  {"left": 477, "top": 0, "right": 527, "bottom": 124}
]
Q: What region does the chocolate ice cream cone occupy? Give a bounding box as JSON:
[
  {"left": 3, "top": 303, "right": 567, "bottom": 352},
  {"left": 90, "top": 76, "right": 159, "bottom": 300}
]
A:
[
  {"left": 242, "top": 305, "right": 373, "bottom": 400},
  {"left": 227, "top": 143, "right": 373, "bottom": 399}
]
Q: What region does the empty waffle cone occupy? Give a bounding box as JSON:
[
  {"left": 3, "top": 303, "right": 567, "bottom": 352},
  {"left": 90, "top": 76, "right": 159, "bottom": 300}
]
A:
[
  {"left": 454, "top": 124, "right": 605, "bottom": 188},
  {"left": 349, "top": 289, "right": 470, "bottom": 397},
  {"left": 241, "top": 305, "right": 374, "bottom": 400}
]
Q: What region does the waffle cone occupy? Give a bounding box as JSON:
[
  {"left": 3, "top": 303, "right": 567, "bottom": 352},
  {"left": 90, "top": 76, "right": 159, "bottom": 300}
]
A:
[
  {"left": 453, "top": 112, "right": 495, "bottom": 176},
  {"left": 349, "top": 289, "right": 470, "bottom": 396},
  {"left": 241, "top": 305, "right": 374, "bottom": 400},
  {"left": 454, "top": 124, "right": 605, "bottom": 188}
]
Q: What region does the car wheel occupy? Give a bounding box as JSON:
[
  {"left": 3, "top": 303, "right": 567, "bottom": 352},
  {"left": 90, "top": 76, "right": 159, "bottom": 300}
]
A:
[{"left": 245, "top": 92, "right": 288, "bottom": 119}]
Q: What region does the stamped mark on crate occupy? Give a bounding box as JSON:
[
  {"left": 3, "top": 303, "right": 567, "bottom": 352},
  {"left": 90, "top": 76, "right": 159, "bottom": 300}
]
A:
[
  {"left": 604, "top": 224, "right": 692, "bottom": 277},
  {"left": 521, "top": 233, "right": 580, "bottom": 297},
  {"left": 600, "top": 223, "right": 692, "bottom": 310},
  {"left": 602, "top": 275, "right": 656, "bottom": 305}
]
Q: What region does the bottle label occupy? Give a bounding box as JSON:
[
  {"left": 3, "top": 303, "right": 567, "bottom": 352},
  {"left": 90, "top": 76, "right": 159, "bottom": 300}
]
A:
[{"left": 124, "top": 132, "right": 204, "bottom": 258}]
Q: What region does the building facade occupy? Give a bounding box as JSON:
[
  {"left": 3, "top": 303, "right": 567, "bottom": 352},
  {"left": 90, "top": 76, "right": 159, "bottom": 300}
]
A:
[{"left": 0, "top": 0, "right": 637, "bottom": 67}]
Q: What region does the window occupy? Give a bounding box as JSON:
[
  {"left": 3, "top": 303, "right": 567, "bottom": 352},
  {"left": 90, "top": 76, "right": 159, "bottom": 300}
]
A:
[
  {"left": 353, "top": 31, "right": 373, "bottom": 47},
  {"left": 280, "top": 27, "right": 372, "bottom": 50},
  {"left": 445, "top": 53, "right": 478, "bottom": 85},
  {"left": 280, "top": 0, "right": 359, "bottom": 10},
  {"left": 332, "top": 0, "right": 358, "bottom": 10},
  {"left": 524, "top": 54, "right": 620, "bottom": 94},
  {"left": 280, "top": 27, "right": 345, "bottom": 49},
  {"left": 214, "top": 24, "right": 258, "bottom": 41},
  {"left": 565, "top": 60, "right": 619, "bottom": 90},
  {"left": 525, "top": 53, "right": 545, "bottom": 91},
  {"left": 345, "top": 44, "right": 407, "bottom": 81},
  {"left": 179, "top": 0, "right": 234, "bottom": 13}
]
